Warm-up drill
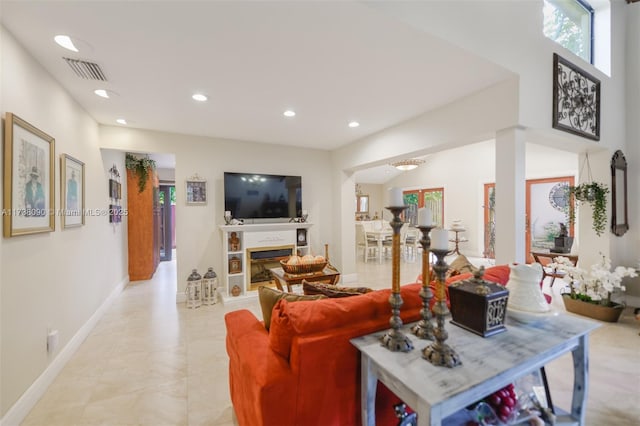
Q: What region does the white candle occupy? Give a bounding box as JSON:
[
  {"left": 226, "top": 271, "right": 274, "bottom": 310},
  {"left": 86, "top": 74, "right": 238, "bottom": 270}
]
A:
[
  {"left": 389, "top": 187, "right": 404, "bottom": 206},
  {"left": 431, "top": 228, "right": 449, "bottom": 250},
  {"left": 418, "top": 207, "right": 433, "bottom": 226},
  {"left": 224, "top": 210, "right": 231, "bottom": 217},
  {"left": 302, "top": 210, "right": 308, "bottom": 215}
]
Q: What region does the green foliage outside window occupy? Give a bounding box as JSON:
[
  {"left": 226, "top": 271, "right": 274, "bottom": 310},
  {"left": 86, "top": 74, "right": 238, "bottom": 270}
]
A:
[{"left": 543, "top": 0, "right": 592, "bottom": 63}]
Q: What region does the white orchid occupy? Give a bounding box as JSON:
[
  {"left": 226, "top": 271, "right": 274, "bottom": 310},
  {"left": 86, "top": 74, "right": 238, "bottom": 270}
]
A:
[{"left": 549, "top": 254, "right": 637, "bottom": 304}]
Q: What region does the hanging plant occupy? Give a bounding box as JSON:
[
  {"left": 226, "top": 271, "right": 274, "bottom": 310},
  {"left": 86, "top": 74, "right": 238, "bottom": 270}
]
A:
[
  {"left": 125, "top": 153, "right": 156, "bottom": 193},
  {"left": 565, "top": 182, "right": 609, "bottom": 237}
]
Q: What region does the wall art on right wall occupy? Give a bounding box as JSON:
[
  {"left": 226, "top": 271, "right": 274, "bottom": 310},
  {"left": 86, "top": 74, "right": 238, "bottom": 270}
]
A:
[{"left": 552, "top": 53, "right": 601, "bottom": 141}]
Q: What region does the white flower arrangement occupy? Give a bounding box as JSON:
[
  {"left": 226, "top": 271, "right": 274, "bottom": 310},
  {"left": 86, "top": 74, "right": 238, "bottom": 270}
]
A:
[{"left": 550, "top": 254, "right": 638, "bottom": 305}]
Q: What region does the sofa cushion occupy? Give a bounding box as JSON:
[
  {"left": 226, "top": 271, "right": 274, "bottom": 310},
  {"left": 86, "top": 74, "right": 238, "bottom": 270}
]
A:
[
  {"left": 269, "top": 283, "right": 422, "bottom": 360},
  {"left": 446, "top": 254, "right": 479, "bottom": 279},
  {"left": 302, "top": 281, "right": 373, "bottom": 298},
  {"left": 258, "top": 286, "right": 326, "bottom": 330}
]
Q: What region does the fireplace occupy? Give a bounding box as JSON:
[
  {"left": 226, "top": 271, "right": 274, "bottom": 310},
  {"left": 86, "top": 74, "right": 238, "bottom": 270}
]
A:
[{"left": 247, "top": 245, "right": 295, "bottom": 291}]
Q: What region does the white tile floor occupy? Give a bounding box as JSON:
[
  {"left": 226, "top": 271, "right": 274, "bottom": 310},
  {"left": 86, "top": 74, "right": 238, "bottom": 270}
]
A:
[{"left": 20, "top": 251, "right": 640, "bottom": 425}]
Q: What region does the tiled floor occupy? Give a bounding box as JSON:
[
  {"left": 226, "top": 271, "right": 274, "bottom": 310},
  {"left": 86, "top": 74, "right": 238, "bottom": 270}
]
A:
[{"left": 20, "top": 251, "right": 640, "bottom": 425}]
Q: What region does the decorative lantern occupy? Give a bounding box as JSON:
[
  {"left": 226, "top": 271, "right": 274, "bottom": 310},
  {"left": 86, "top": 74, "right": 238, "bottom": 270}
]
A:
[
  {"left": 448, "top": 267, "right": 509, "bottom": 337},
  {"left": 202, "top": 267, "right": 218, "bottom": 305},
  {"left": 186, "top": 269, "right": 202, "bottom": 309}
]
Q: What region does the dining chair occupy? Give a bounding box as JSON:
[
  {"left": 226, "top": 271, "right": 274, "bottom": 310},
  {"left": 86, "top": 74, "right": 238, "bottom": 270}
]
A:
[{"left": 356, "top": 223, "right": 378, "bottom": 263}]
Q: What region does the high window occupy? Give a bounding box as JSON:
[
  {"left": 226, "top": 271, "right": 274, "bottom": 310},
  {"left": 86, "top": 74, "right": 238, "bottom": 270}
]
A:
[{"left": 543, "top": 0, "right": 594, "bottom": 63}]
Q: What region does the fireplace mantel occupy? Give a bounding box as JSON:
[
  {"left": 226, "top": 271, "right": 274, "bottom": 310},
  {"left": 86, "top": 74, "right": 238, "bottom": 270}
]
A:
[
  {"left": 219, "top": 222, "right": 313, "bottom": 303},
  {"left": 219, "top": 222, "right": 312, "bottom": 233}
]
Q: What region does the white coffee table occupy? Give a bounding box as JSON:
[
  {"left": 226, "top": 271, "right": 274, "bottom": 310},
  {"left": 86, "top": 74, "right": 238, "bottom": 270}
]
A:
[{"left": 351, "top": 314, "right": 600, "bottom": 426}]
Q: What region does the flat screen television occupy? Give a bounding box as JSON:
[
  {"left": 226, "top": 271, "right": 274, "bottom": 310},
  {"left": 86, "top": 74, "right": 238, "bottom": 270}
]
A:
[{"left": 224, "top": 172, "right": 302, "bottom": 220}]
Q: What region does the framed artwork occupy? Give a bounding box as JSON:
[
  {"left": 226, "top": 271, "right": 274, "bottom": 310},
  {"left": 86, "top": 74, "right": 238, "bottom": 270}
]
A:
[
  {"left": 3, "top": 113, "right": 55, "bottom": 237},
  {"left": 109, "top": 178, "right": 116, "bottom": 199},
  {"left": 186, "top": 174, "right": 207, "bottom": 205},
  {"left": 552, "top": 53, "right": 600, "bottom": 141},
  {"left": 61, "top": 154, "right": 85, "bottom": 228}
]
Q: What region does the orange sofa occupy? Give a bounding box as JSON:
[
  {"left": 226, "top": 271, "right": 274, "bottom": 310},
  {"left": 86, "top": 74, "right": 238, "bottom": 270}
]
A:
[{"left": 225, "top": 265, "right": 510, "bottom": 426}]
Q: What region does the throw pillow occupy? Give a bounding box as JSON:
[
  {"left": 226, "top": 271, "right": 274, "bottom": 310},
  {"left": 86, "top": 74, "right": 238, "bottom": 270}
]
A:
[
  {"left": 302, "top": 281, "right": 372, "bottom": 298},
  {"left": 258, "top": 286, "right": 326, "bottom": 330},
  {"left": 446, "top": 254, "right": 479, "bottom": 279}
]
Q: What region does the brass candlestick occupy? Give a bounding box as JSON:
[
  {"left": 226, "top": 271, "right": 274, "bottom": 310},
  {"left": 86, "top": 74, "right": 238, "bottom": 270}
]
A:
[
  {"left": 380, "top": 206, "right": 414, "bottom": 353},
  {"left": 411, "top": 225, "right": 436, "bottom": 340},
  {"left": 422, "top": 248, "right": 461, "bottom": 367}
]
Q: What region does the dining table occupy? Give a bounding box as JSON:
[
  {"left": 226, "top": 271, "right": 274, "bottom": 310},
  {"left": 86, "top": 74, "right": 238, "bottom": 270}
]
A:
[{"left": 365, "top": 228, "right": 393, "bottom": 263}]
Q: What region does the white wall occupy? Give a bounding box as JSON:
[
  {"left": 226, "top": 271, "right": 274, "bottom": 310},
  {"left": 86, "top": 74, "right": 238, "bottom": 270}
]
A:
[
  {"left": 1, "top": 28, "right": 128, "bottom": 420},
  {"left": 621, "top": 3, "right": 640, "bottom": 300},
  {"left": 156, "top": 167, "right": 175, "bottom": 182},
  {"left": 387, "top": 141, "right": 578, "bottom": 257},
  {"left": 336, "top": 2, "right": 636, "bottom": 276},
  {"left": 98, "top": 126, "right": 335, "bottom": 297},
  {"left": 356, "top": 183, "right": 384, "bottom": 220}
]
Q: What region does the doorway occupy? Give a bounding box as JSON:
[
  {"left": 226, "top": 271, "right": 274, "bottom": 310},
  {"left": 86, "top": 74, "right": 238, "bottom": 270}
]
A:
[
  {"left": 483, "top": 176, "right": 575, "bottom": 262},
  {"left": 159, "top": 185, "right": 176, "bottom": 261},
  {"left": 525, "top": 176, "right": 574, "bottom": 262}
]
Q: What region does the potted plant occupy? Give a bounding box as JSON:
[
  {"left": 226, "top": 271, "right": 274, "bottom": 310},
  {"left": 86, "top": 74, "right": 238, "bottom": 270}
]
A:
[
  {"left": 565, "top": 182, "right": 609, "bottom": 237},
  {"left": 125, "top": 153, "right": 156, "bottom": 193},
  {"left": 550, "top": 255, "right": 637, "bottom": 322}
]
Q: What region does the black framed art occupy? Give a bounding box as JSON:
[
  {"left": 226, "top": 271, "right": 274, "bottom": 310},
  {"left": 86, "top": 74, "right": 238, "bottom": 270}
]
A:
[{"left": 552, "top": 53, "right": 600, "bottom": 141}]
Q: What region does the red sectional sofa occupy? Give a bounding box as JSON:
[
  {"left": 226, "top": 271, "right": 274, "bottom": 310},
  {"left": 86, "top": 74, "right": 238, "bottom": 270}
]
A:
[{"left": 225, "top": 265, "right": 510, "bottom": 426}]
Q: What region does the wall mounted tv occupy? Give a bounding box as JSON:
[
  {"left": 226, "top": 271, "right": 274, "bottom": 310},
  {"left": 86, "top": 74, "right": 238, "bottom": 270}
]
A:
[{"left": 224, "top": 172, "right": 302, "bottom": 220}]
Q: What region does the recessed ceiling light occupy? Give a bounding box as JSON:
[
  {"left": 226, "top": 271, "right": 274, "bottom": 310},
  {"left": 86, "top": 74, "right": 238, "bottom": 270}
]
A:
[
  {"left": 283, "top": 110, "right": 296, "bottom": 117},
  {"left": 54, "top": 35, "right": 79, "bottom": 52},
  {"left": 116, "top": 118, "right": 127, "bottom": 125},
  {"left": 192, "top": 93, "right": 208, "bottom": 102},
  {"left": 94, "top": 89, "right": 110, "bottom": 99},
  {"left": 348, "top": 121, "right": 360, "bottom": 128}
]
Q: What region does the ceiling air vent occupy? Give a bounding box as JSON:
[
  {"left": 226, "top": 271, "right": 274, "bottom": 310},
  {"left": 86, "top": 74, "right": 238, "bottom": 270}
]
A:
[{"left": 63, "top": 57, "right": 107, "bottom": 81}]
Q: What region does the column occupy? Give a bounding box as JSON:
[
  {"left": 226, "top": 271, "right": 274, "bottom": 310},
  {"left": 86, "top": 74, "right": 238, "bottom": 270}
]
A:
[{"left": 494, "top": 126, "right": 526, "bottom": 264}]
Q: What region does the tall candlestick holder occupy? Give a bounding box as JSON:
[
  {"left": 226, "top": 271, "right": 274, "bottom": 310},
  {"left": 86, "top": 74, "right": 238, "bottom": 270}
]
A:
[
  {"left": 422, "top": 248, "right": 462, "bottom": 367},
  {"left": 411, "top": 225, "right": 436, "bottom": 340},
  {"left": 380, "top": 206, "right": 414, "bottom": 353}
]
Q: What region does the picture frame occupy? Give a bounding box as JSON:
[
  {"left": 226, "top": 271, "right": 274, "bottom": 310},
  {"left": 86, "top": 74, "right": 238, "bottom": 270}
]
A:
[
  {"left": 186, "top": 174, "right": 207, "bottom": 205},
  {"left": 552, "top": 53, "right": 600, "bottom": 141},
  {"left": 61, "top": 154, "right": 85, "bottom": 228},
  {"left": 3, "top": 113, "right": 55, "bottom": 237}
]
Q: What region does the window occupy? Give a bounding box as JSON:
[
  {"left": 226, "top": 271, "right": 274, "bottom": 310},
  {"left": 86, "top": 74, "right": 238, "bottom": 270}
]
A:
[
  {"left": 402, "top": 188, "right": 444, "bottom": 227},
  {"left": 543, "top": 0, "right": 594, "bottom": 63}
]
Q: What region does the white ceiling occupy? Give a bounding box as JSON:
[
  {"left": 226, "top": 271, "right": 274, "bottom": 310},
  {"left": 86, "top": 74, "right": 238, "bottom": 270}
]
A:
[{"left": 1, "top": 1, "right": 514, "bottom": 152}]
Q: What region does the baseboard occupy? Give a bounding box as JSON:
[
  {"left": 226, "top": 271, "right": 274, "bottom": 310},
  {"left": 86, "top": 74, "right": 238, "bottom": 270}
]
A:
[{"left": 0, "top": 275, "right": 129, "bottom": 426}]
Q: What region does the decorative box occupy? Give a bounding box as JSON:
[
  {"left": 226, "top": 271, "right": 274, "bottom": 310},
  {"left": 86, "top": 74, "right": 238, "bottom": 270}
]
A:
[{"left": 449, "top": 268, "right": 509, "bottom": 337}]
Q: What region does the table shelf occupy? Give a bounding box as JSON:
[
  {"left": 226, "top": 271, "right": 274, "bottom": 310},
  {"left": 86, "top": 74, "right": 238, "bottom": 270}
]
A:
[{"left": 352, "top": 314, "right": 600, "bottom": 426}]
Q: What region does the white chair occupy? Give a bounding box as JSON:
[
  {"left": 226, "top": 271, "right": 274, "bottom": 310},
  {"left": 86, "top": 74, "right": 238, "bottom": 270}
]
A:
[
  {"left": 356, "top": 223, "right": 378, "bottom": 263},
  {"left": 404, "top": 226, "right": 419, "bottom": 262}
]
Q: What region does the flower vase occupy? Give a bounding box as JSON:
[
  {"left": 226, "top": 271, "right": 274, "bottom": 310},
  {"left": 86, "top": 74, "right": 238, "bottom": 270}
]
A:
[{"left": 562, "top": 294, "right": 624, "bottom": 322}]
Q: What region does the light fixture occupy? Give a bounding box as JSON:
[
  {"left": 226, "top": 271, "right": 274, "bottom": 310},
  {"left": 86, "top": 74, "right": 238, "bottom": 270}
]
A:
[
  {"left": 348, "top": 121, "right": 360, "bottom": 128},
  {"left": 283, "top": 110, "right": 296, "bottom": 117},
  {"left": 391, "top": 159, "right": 425, "bottom": 171},
  {"left": 94, "top": 89, "right": 110, "bottom": 98},
  {"left": 116, "top": 118, "right": 127, "bottom": 125},
  {"left": 192, "top": 93, "right": 208, "bottom": 102},
  {"left": 54, "top": 35, "right": 79, "bottom": 52}
]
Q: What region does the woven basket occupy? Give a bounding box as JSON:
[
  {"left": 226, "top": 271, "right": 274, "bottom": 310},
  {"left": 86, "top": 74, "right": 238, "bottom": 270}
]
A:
[{"left": 280, "top": 259, "right": 327, "bottom": 274}]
